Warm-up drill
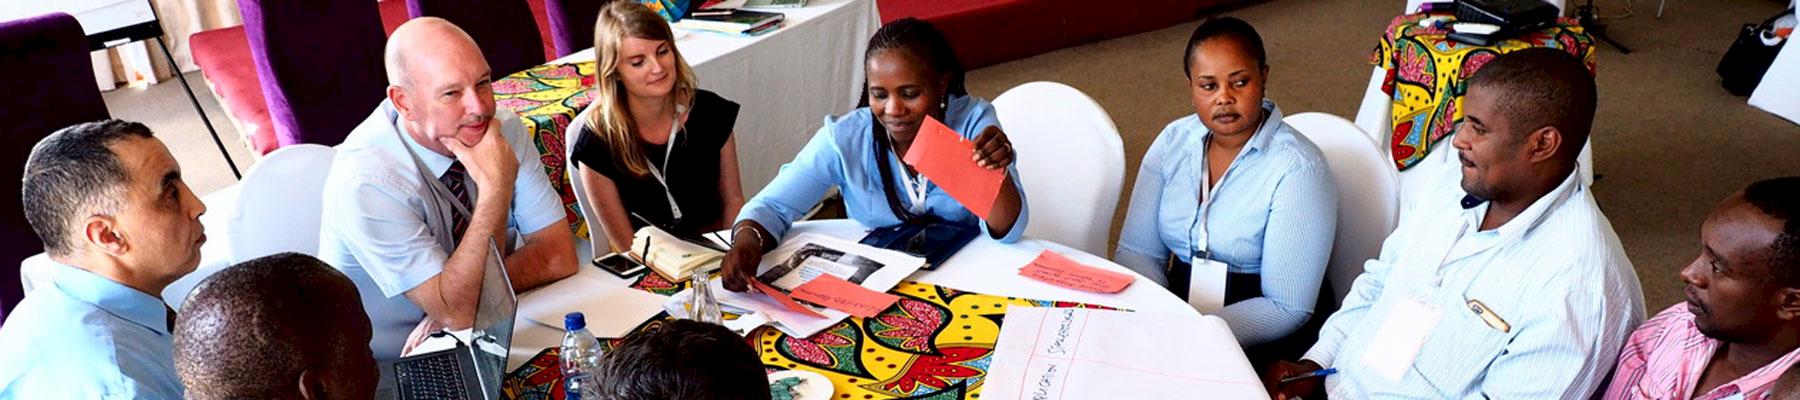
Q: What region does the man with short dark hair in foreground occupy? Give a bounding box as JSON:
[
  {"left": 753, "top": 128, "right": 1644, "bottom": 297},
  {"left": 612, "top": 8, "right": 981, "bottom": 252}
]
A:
[
  {"left": 595, "top": 320, "right": 772, "bottom": 400},
  {"left": 174, "top": 252, "right": 379, "bottom": 400}
]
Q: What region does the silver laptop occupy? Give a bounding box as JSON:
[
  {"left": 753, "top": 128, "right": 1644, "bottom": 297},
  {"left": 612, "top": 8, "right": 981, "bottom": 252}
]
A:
[{"left": 377, "top": 240, "right": 517, "bottom": 400}]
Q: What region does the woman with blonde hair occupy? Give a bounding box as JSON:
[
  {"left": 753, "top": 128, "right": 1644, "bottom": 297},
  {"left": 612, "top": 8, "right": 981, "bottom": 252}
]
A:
[{"left": 569, "top": 1, "right": 744, "bottom": 251}]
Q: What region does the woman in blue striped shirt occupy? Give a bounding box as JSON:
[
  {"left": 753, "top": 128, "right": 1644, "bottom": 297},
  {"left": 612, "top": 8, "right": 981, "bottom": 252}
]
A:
[
  {"left": 719, "top": 19, "right": 1028, "bottom": 292},
  {"left": 1114, "top": 17, "right": 1339, "bottom": 351}
]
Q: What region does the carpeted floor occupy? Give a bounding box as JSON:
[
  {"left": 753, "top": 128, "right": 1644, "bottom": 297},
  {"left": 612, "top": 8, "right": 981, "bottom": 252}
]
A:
[{"left": 114, "top": 0, "right": 1798, "bottom": 311}]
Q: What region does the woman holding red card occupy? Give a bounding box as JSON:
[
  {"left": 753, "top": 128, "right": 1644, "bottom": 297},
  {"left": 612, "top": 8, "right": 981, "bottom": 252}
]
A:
[{"left": 718, "top": 18, "right": 1028, "bottom": 292}]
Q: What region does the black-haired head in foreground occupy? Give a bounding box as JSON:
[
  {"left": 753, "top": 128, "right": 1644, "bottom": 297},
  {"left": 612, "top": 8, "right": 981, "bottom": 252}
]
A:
[
  {"left": 594, "top": 319, "right": 771, "bottom": 400},
  {"left": 175, "top": 252, "right": 378, "bottom": 400}
]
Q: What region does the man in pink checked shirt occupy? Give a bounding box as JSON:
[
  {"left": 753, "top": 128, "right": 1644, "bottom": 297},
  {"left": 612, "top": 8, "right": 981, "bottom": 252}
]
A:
[{"left": 1606, "top": 177, "right": 1800, "bottom": 400}]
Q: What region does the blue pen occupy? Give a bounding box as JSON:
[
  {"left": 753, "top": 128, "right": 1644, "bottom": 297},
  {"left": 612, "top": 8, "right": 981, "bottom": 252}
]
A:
[{"left": 1277, "top": 368, "right": 1337, "bottom": 384}]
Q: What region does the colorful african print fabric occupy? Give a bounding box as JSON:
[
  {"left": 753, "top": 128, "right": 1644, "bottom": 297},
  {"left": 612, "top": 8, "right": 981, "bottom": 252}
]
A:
[
  {"left": 494, "top": 62, "right": 600, "bottom": 238},
  {"left": 1371, "top": 13, "right": 1596, "bottom": 170},
  {"left": 502, "top": 273, "right": 1115, "bottom": 400}
]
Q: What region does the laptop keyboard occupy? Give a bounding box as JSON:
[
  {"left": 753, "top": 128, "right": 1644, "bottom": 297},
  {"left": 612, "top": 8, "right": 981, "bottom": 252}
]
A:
[{"left": 395, "top": 352, "right": 470, "bottom": 400}]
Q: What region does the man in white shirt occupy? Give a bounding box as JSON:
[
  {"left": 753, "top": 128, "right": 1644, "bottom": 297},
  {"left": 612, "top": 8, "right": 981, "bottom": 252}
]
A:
[
  {"left": 318, "top": 17, "right": 576, "bottom": 359},
  {"left": 1263, "top": 48, "right": 1646, "bottom": 398}
]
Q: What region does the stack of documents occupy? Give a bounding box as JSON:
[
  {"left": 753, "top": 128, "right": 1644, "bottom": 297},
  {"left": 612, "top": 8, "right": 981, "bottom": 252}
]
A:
[{"left": 707, "top": 233, "right": 924, "bottom": 337}]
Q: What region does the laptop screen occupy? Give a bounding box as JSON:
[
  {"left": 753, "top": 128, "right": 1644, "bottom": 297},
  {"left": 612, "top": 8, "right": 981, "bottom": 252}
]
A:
[{"left": 469, "top": 239, "right": 517, "bottom": 397}]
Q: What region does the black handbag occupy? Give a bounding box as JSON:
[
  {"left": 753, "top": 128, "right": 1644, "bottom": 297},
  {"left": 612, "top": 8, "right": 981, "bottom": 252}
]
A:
[{"left": 1718, "top": 8, "right": 1794, "bottom": 96}]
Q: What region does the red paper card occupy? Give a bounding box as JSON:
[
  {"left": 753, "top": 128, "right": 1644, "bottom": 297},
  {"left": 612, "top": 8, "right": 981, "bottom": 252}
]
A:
[
  {"left": 752, "top": 279, "right": 826, "bottom": 318},
  {"left": 790, "top": 275, "right": 901, "bottom": 318},
  {"left": 901, "top": 116, "right": 1006, "bottom": 220},
  {"left": 1019, "top": 250, "right": 1135, "bottom": 293}
]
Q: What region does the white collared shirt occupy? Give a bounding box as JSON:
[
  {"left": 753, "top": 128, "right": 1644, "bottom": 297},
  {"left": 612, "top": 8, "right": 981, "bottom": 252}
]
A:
[
  {"left": 1305, "top": 167, "right": 1646, "bottom": 398},
  {"left": 318, "top": 99, "right": 565, "bottom": 360}
]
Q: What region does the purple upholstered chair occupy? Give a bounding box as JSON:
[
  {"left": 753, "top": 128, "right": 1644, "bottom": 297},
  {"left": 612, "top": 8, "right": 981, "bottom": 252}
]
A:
[
  {"left": 240, "top": 0, "right": 389, "bottom": 148},
  {"left": 0, "top": 12, "right": 110, "bottom": 320},
  {"left": 546, "top": 0, "right": 616, "bottom": 57},
  {"left": 407, "top": 0, "right": 547, "bottom": 78}
]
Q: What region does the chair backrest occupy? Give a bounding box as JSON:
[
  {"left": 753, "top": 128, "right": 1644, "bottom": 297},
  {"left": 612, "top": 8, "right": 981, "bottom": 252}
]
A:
[
  {"left": 1283, "top": 112, "right": 1399, "bottom": 306},
  {"left": 408, "top": 0, "right": 547, "bottom": 79},
  {"left": 564, "top": 106, "right": 608, "bottom": 256},
  {"left": 546, "top": 0, "right": 611, "bottom": 58},
  {"left": 0, "top": 12, "right": 109, "bottom": 318},
  {"left": 991, "top": 82, "right": 1125, "bottom": 255},
  {"left": 227, "top": 144, "right": 338, "bottom": 262},
  {"left": 240, "top": 0, "right": 389, "bottom": 148}
]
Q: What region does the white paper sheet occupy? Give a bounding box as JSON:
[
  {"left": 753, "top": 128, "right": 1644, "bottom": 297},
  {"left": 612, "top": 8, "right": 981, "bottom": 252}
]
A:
[
  {"left": 517, "top": 273, "right": 670, "bottom": 338},
  {"left": 982, "top": 307, "right": 1268, "bottom": 400}
]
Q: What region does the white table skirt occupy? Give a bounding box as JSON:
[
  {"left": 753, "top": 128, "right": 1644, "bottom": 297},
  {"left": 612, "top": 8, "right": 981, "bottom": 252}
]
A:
[{"left": 552, "top": 0, "right": 880, "bottom": 194}]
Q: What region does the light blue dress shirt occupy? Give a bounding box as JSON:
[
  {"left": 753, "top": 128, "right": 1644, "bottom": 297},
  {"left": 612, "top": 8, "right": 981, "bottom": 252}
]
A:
[
  {"left": 1303, "top": 167, "right": 1645, "bottom": 398},
  {"left": 318, "top": 99, "right": 565, "bottom": 360},
  {"left": 1113, "top": 101, "right": 1338, "bottom": 346},
  {"left": 738, "top": 95, "right": 1028, "bottom": 244},
  {"left": 0, "top": 262, "right": 184, "bottom": 399}
]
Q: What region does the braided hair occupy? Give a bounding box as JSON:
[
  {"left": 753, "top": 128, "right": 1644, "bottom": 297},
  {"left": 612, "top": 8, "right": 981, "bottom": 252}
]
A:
[{"left": 861, "top": 18, "right": 967, "bottom": 223}]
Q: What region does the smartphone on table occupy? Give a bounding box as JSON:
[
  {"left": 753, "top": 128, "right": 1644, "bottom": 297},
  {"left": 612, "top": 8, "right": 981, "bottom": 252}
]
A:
[{"left": 592, "top": 253, "right": 647, "bottom": 279}]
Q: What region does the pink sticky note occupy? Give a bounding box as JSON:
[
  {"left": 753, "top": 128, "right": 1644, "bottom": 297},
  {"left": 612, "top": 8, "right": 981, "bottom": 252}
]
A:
[
  {"left": 901, "top": 116, "right": 1006, "bottom": 220},
  {"left": 1019, "top": 250, "right": 1135, "bottom": 293},
  {"left": 790, "top": 275, "right": 901, "bottom": 318},
  {"left": 753, "top": 280, "right": 826, "bottom": 318}
]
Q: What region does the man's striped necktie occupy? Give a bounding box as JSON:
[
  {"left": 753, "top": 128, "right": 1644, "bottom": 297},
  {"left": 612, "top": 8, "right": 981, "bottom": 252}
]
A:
[{"left": 439, "top": 161, "right": 474, "bottom": 242}]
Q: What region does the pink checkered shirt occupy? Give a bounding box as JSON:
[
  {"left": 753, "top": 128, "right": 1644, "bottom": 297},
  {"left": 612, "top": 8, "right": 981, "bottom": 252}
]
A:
[{"left": 1605, "top": 304, "right": 1800, "bottom": 400}]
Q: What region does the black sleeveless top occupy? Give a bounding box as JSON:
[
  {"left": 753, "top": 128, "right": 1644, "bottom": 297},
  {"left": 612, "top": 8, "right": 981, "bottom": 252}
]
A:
[{"left": 570, "top": 89, "right": 740, "bottom": 236}]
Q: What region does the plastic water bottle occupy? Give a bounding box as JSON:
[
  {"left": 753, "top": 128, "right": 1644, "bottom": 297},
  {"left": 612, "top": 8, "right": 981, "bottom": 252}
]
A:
[{"left": 561, "top": 312, "right": 603, "bottom": 400}]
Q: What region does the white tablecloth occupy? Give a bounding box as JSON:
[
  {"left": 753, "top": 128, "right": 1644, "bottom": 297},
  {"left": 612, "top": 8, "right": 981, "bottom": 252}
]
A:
[
  {"left": 553, "top": 0, "right": 879, "bottom": 193},
  {"left": 438, "top": 219, "right": 1209, "bottom": 371}
]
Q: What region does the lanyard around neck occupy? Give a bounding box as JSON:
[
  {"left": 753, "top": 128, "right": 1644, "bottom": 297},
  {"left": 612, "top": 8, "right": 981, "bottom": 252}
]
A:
[
  {"left": 893, "top": 145, "right": 929, "bottom": 215},
  {"left": 1193, "top": 136, "right": 1237, "bottom": 261},
  {"left": 644, "top": 106, "right": 686, "bottom": 222},
  {"left": 394, "top": 126, "right": 473, "bottom": 253}
]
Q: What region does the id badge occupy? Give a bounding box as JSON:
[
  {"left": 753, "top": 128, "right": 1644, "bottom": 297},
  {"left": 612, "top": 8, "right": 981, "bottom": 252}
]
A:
[
  {"left": 1185, "top": 257, "right": 1229, "bottom": 314},
  {"left": 1356, "top": 292, "right": 1443, "bottom": 384}
]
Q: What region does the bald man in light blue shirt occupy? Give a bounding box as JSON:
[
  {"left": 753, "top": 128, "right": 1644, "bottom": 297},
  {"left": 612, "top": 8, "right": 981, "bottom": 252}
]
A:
[{"left": 1, "top": 120, "right": 207, "bottom": 399}]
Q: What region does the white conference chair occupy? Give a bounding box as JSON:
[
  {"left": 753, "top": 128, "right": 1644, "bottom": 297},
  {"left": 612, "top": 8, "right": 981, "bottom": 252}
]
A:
[
  {"left": 565, "top": 106, "right": 612, "bottom": 257},
  {"left": 161, "top": 144, "right": 336, "bottom": 309},
  {"left": 991, "top": 81, "right": 1126, "bottom": 256},
  {"left": 1284, "top": 112, "right": 1400, "bottom": 306},
  {"left": 226, "top": 144, "right": 337, "bottom": 261}
]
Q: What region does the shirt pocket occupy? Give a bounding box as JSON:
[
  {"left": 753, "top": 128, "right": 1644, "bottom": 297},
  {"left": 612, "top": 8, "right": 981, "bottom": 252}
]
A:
[{"left": 1410, "top": 299, "right": 1513, "bottom": 392}]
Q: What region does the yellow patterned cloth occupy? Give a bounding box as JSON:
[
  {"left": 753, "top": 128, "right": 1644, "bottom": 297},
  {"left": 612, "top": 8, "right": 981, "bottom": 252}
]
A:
[
  {"left": 503, "top": 274, "right": 1116, "bottom": 400},
  {"left": 1371, "top": 13, "right": 1597, "bottom": 170},
  {"left": 493, "top": 62, "right": 600, "bottom": 238}
]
